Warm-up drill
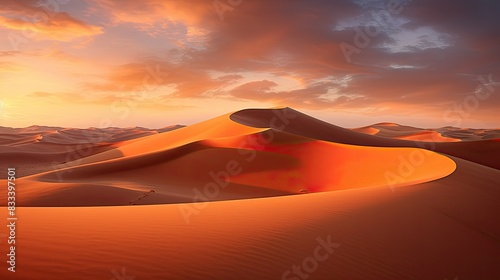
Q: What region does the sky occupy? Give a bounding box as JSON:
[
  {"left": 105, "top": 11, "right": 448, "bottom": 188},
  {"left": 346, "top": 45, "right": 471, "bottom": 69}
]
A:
[{"left": 0, "top": 0, "right": 499, "bottom": 129}]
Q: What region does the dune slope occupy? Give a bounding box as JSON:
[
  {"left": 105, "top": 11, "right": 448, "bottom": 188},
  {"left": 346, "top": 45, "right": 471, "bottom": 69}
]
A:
[
  {"left": 2, "top": 128, "right": 456, "bottom": 206},
  {"left": 2, "top": 156, "right": 499, "bottom": 280},
  {"left": 0, "top": 107, "right": 498, "bottom": 280}
]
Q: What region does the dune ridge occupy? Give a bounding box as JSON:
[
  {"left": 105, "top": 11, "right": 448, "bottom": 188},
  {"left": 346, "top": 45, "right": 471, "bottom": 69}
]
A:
[
  {"left": 1, "top": 110, "right": 457, "bottom": 207},
  {"left": 0, "top": 107, "right": 499, "bottom": 280}
]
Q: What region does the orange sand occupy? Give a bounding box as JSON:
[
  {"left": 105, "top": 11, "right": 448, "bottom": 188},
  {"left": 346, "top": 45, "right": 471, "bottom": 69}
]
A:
[{"left": 0, "top": 107, "right": 498, "bottom": 279}]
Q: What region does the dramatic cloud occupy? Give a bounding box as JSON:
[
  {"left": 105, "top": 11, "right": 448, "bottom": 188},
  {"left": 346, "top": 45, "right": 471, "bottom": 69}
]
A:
[
  {"left": 1, "top": 0, "right": 499, "bottom": 127},
  {"left": 0, "top": 0, "right": 103, "bottom": 42},
  {"left": 85, "top": 60, "right": 242, "bottom": 98}
]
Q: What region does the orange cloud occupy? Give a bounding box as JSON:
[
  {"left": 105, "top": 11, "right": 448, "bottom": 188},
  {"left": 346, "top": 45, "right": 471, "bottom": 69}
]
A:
[
  {"left": 2, "top": 0, "right": 499, "bottom": 128},
  {"left": 0, "top": 0, "right": 102, "bottom": 42},
  {"left": 86, "top": 60, "right": 241, "bottom": 98},
  {"left": 89, "top": 0, "right": 217, "bottom": 26},
  {"left": 27, "top": 90, "right": 190, "bottom": 110}
]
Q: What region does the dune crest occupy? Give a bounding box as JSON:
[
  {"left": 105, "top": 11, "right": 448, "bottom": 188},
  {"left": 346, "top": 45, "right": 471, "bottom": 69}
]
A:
[{"left": 1, "top": 109, "right": 458, "bottom": 207}]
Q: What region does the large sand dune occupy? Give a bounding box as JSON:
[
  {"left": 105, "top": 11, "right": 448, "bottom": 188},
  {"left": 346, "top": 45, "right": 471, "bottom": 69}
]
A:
[{"left": 1, "top": 107, "right": 499, "bottom": 279}]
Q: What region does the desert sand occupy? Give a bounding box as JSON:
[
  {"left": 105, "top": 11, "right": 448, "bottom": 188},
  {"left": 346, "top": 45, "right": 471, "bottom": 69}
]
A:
[{"left": 0, "top": 107, "right": 499, "bottom": 279}]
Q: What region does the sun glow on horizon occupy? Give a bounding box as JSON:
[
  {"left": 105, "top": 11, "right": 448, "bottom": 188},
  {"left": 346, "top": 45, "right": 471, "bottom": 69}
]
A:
[{"left": 0, "top": 0, "right": 498, "bottom": 128}]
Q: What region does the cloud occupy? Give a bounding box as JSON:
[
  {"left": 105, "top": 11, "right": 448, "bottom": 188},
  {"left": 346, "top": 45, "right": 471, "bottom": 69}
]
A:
[
  {"left": 79, "top": 0, "right": 499, "bottom": 122},
  {"left": 85, "top": 60, "right": 242, "bottom": 98},
  {"left": 27, "top": 91, "right": 84, "bottom": 102},
  {"left": 27, "top": 90, "right": 192, "bottom": 112},
  {"left": 0, "top": 51, "right": 21, "bottom": 57},
  {"left": 0, "top": 0, "right": 103, "bottom": 42},
  {"left": 88, "top": 0, "right": 218, "bottom": 47},
  {"left": 229, "top": 77, "right": 363, "bottom": 110},
  {"left": 89, "top": 0, "right": 217, "bottom": 26},
  {"left": 5, "top": 0, "right": 500, "bottom": 126}
]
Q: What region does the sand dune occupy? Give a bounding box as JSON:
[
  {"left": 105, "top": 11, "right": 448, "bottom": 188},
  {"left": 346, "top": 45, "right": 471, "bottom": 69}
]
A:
[
  {"left": 354, "top": 122, "right": 499, "bottom": 142},
  {"left": 4, "top": 129, "right": 456, "bottom": 206},
  {"left": 2, "top": 110, "right": 457, "bottom": 206},
  {"left": 437, "top": 127, "right": 500, "bottom": 141},
  {"left": 0, "top": 125, "right": 183, "bottom": 178},
  {"left": 395, "top": 130, "right": 460, "bottom": 142},
  {"left": 351, "top": 126, "right": 380, "bottom": 135},
  {"left": 355, "top": 122, "right": 461, "bottom": 142},
  {"left": 1, "top": 156, "right": 499, "bottom": 280},
  {"left": 0, "top": 107, "right": 498, "bottom": 279},
  {"left": 231, "top": 108, "right": 500, "bottom": 169}
]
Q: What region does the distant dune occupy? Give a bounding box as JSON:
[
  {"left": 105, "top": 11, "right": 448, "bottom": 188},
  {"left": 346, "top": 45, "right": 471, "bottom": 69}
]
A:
[
  {"left": 1, "top": 107, "right": 499, "bottom": 279},
  {"left": 0, "top": 125, "right": 184, "bottom": 178},
  {"left": 352, "top": 123, "right": 461, "bottom": 142},
  {"left": 352, "top": 122, "right": 500, "bottom": 142}
]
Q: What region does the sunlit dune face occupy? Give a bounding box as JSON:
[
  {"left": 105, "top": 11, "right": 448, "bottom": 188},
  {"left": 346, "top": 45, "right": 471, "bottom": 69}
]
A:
[
  {"left": 207, "top": 134, "right": 457, "bottom": 193},
  {"left": 395, "top": 131, "right": 461, "bottom": 142},
  {"left": 375, "top": 122, "right": 399, "bottom": 127},
  {"left": 352, "top": 127, "right": 380, "bottom": 135},
  {"left": 72, "top": 112, "right": 267, "bottom": 165}
]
